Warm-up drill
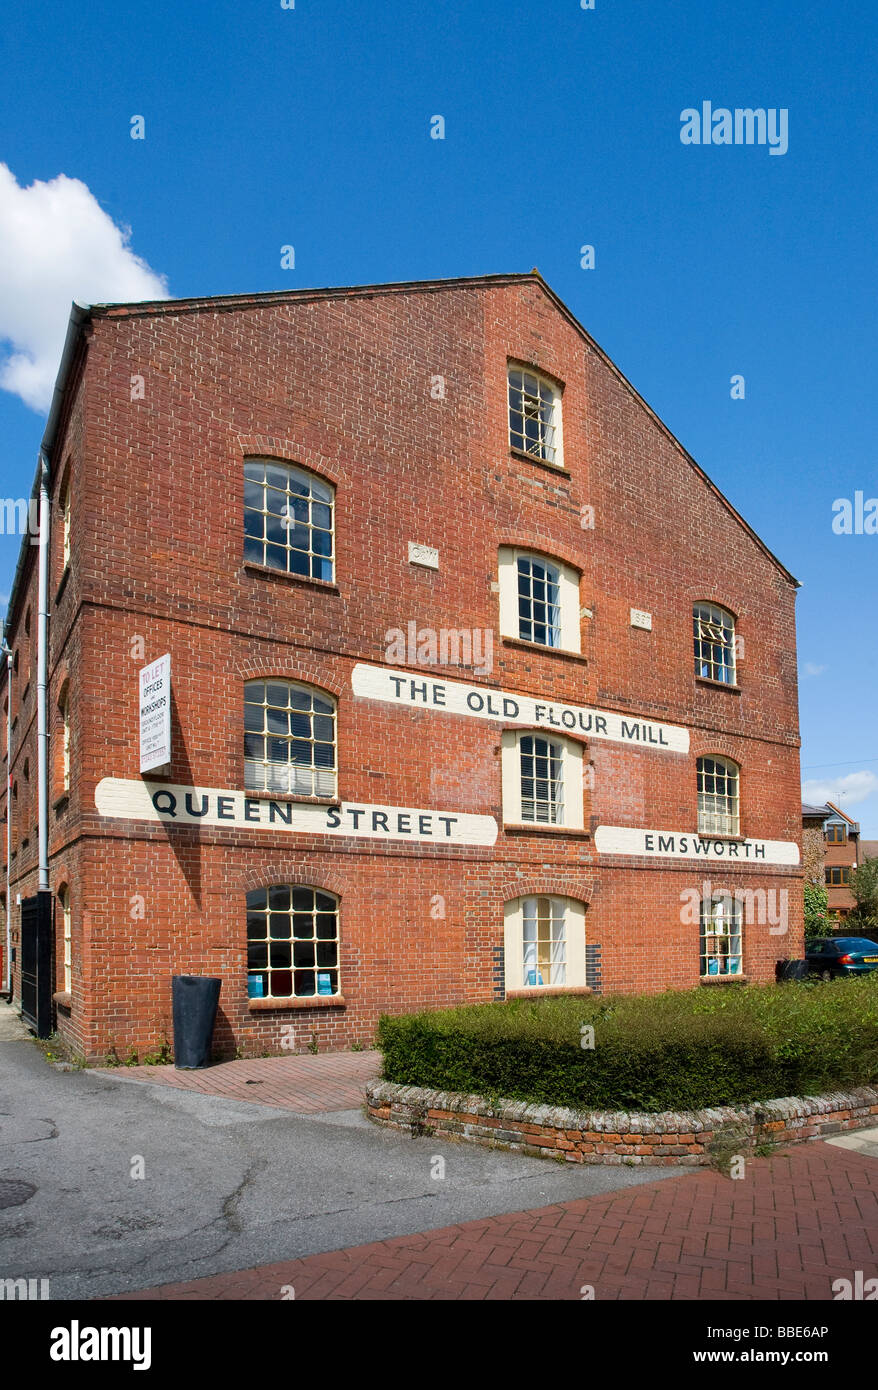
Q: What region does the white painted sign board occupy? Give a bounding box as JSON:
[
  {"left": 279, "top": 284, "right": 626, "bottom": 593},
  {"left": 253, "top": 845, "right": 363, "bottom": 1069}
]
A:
[
  {"left": 139, "top": 655, "right": 171, "bottom": 773},
  {"left": 95, "top": 778, "right": 498, "bottom": 846},
  {"left": 594, "top": 824, "right": 800, "bottom": 866},
  {"left": 351, "top": 662, "right": 690, "bottom": 754}
]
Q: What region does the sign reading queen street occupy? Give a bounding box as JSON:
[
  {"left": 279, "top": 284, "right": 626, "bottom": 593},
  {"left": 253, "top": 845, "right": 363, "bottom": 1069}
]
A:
[
  {"left": 95, "top": 778, "right": 498, "bottom": 846},
  {"left": 351, "top": 663, "right": 689, "bottom": 753}
]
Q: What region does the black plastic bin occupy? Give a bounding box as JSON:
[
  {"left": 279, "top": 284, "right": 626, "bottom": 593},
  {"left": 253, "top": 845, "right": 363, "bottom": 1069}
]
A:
[
  {"left": 171, "top": 975, "right": 222, "bottom": 1068},
  {"left": 775, "top": 959, "right": 810, "bottom": 983}
]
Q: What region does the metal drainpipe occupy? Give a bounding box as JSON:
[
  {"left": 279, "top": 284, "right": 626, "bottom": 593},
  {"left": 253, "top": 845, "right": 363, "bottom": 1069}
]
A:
[
  {"left": 2, "top": 640, "right": 11, "bottom": 997},
  {"left": 37, "top": 451, "right": 50, "bottom": 895}
]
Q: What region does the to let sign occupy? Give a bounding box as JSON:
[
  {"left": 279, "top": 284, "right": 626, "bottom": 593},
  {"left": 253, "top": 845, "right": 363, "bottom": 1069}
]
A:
[{"left": 139, "top": 655, "right": 171, "bottom": 773}]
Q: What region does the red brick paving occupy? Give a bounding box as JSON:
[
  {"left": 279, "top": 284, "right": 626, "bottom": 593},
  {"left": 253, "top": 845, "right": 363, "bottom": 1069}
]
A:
[
  {"left": 112, "top": 1141, "right": 878, "bottom": 1301},
  {"left": 96, "top": 1049, "right": 381, "bottom": 1112}
]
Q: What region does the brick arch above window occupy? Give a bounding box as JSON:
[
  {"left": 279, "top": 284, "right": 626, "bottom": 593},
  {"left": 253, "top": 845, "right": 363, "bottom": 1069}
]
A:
[
  {"left": 691, "top": 596, "right": 740, "bottom": 621},
  {"left": 495, "top": 532, "right": 585, "bottom": 578},
  {"left": 690, "top": 737, "right": 744, "bottom": 764},
  {"left": 235, "top": 435, "right": 343, "bottom": 488},
  {"left": 234, "top": 663, "right": 346, "bottom": 699},
  {"left": 499, "top": 878, "right": 595, "bottom": 906},
  {"left": 238, "top": 863, "right": 346, "bottom": 898}
]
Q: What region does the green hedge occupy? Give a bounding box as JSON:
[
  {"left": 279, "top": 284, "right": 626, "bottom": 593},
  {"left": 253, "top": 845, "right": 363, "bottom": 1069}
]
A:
[{"left": 377, "top": 975, "right": 878, "bottom": 1112}]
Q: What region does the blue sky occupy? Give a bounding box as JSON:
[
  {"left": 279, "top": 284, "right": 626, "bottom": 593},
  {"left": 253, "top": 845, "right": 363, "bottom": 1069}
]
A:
[{"left": 1, "top": 0, "right": 876, "bottom": 830}]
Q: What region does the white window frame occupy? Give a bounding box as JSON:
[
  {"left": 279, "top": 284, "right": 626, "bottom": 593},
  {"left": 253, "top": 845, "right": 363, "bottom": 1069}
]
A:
[
  {"left": 61, "top": 484, "right": 71, "bottom": 571},
  {"left": 697, "top": 755, "right": 740, "bottom": 836},
  {"left": 244, "top": 680, "right": 337, "bottom": 799},
  {"left": 59, "top": 886, "right": 71, "bottom": 993},
  {"left": 60, "top": 688, "right": 70, "bottom": 792},
  {"left": 693, "top": 602, "right": 736, "bottom": 684},
  {"left": 501, "top": 729, "right": 584, "bottom": 829},
  {"left": 246, "top": 885, "right": 340, "bottom": 1000},
  {"left": 700, "top": 893, "right": 743, "bottom": 977},
  {"left": 243, "top": 458, "right": 335, "bottom": 582},
  {"left": 507, "top": 365, "right": 564, "bottom": 468},
  {"left": 498, "top": 547, "right": 581, "bottom": 653},
  {"left": 503, "top": 895, "right": 586, "bottom": 991}
]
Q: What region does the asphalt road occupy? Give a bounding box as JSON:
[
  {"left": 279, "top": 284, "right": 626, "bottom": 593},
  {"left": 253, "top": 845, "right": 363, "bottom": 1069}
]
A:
[{"left": 0, "top": 1027, "right": 689, "bottom": 1300}]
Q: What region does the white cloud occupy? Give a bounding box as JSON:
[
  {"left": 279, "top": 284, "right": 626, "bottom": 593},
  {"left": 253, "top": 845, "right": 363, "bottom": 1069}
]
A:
[
  {"left": 802, "top": 771, "right": 878, "bottom": 809},
  {"left": 802, "top": 662, "right": 827, "bottom": 677},
  {"left": 0, "top": 164, "right": 169, "bottom": 411}
]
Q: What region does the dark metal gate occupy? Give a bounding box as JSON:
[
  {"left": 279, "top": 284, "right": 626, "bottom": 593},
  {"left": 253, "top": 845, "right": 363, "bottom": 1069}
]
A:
[{"left": 20, "top": 893, "right": 53, "bottom": 1037}]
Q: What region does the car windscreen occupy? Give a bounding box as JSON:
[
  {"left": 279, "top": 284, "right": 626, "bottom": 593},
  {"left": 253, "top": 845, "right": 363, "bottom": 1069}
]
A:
[{"left": 834, "top": 939, "right": 878, "bottom": 951}]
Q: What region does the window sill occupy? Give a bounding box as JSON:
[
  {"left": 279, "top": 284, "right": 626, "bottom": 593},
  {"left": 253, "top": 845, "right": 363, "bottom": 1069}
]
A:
[
  {"left": 506, "top": 985, "right": 592, "bottom": 1000},
  {"left": 504, "top": 823, "right": 589, "bottom": 839},
  {"left": 242, "top": 562, "right": 339, "bottom": 594},
  {"left": 248, "top": 994, "right": 346, "bottom": 1011},
  {"left": 699, "top": 975, "right": 748, "bottom": 986},
  {"left": 53, "top": 794, "right": 70, "bottom": 813},
  {"left": 695, "top": 676, "right": 740, "bottom": 694},
  {"left": 509, "top": 447, "right": 570, "bottom": 478},
  {"left": 243, "top": 790, "right": 340, "bottom": 807},
  {"left": 696, "top": 830, "right": 745, "bottom": 842},
  {"left": 54, "top": 566, "right": 71, "bottom": 604},
  {"left": 52, "top": 991, "right": 72, "bottom": 1008},
  {"left": 501, "top": 637, "right": 587, "bottom": 665}
]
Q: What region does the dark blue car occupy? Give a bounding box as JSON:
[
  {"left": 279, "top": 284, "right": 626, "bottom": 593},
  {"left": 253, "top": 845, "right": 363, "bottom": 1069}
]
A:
[{"left": 805, "top": 937, "right": 878, "bottom": 980}]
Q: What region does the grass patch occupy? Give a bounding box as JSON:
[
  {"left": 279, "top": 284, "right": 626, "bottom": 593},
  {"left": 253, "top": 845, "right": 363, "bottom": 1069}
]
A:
[{"left": 378, "top": 975, "right": 878, "bottom": 1112}]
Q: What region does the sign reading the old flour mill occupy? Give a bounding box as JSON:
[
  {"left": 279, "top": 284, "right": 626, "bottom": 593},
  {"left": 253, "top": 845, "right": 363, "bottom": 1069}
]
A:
[
  {"left": 139, "top": 654, "right": 171, "bottom": 773},
  {"left": 351, "top": 662, "right": 690, "bottom": 753}
]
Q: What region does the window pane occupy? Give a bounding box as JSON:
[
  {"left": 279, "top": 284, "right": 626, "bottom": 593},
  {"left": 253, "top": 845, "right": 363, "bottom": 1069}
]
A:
[
  {"left": 243, "top": 682, "right": 337, "bottom": 800},
  {"left": 516, "top": 556, "right": 561, "bottom": 647},
  {"left": 243, "top": 459, "right": 335, "bottom": 581},
  {"left": 693, "top": 604, "right": 736, "bottom": 683}
]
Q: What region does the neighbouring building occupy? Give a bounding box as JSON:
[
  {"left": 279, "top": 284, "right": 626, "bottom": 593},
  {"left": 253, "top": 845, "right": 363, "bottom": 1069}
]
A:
[
  {"left": 817, "top": 801, "right": 861, "bottom": 918},
  {"left": 802, "top": 802, "right": 831, "bottom": 886},
  {"left": 1, "top": 273, "right": 805, "bottom": 1062}
]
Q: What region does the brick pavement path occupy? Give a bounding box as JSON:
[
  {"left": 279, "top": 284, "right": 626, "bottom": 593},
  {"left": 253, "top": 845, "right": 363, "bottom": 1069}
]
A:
[
  {"left": 96, "top": 1049, "right": 381, "bottom": 1113},
  {"left": 112, "top": 1140, "right": 878, "bottom": 1301}
]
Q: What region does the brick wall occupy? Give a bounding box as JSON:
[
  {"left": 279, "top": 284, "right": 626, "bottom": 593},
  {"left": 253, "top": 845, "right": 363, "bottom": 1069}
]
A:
[{"left": 367, "top": 1081, "right": 878, "bottom": 1166}]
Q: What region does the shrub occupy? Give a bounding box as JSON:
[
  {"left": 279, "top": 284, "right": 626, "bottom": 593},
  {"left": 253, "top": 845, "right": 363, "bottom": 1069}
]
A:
[{"left": 378, "top": 975, "right": 878, "bottom": 1112}]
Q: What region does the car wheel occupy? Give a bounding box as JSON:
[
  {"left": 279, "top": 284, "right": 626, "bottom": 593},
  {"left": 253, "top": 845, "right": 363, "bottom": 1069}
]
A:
[{"left": 821, "top": 968, "right": 833, "bottom": 982}]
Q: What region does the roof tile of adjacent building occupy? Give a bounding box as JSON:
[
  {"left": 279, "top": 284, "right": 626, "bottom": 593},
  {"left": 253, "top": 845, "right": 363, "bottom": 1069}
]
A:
[{"left": 824, "top": 800, "right": 860, "bottom": 832}]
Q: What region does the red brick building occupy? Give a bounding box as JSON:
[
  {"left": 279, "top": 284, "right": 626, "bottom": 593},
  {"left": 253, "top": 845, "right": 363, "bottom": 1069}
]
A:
[
  {"left": 1, "top": 273, "right": 804, "bottom": 1062},
  {"left": 821, "top": 802, "right": 860, "bottom": 918}
]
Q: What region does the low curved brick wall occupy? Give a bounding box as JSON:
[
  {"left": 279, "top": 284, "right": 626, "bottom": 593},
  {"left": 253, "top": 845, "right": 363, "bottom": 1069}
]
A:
[{"left": 366, "top": 1081, "right": 878, "bottom": 1165}]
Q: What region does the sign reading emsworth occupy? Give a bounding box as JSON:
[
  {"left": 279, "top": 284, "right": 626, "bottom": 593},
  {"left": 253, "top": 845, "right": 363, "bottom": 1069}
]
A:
[
  {"left": 351, "top": 663, "right": 689, "bottom": 754},
  {"left": 139, "top": 655, "right": 171, "bottom": 773},
  {"left": 595, "top": 825, "right": 800, "bottom": 866},
  {"left": 95, "top": 778, "right": 498, "bottom": 846}
]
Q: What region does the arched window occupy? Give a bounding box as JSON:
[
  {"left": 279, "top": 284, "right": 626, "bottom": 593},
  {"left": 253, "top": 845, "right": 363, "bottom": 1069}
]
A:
[
  {"left": 243, "top": 459, "right": 334, "bottom": 581},
  {"left": 508, "top": 365, "right": 563, "bottom": 467},
  {"left": 59, "top": 683, "right": 71, "bottom": 793},
  {"left": 244, "top": 681, "right": 337, "bottom": 798},
  {"left": 498, "top": 547, "right": 581, "bottom": 652},
  {"left": 501, "top": 730, "right": 585, "bottom": 830},
  {"left": 61, "top": 476, "right": 72, "bottom": 571},
  {"left": 693, "top": 603, "right": 736, "bottom": 685},
  {"left": 503, "top": 895, "right": 587, "bottom": 990},
  {"left": 246, "top": 886, "right": 339, "bottom": 999},
  {"left": 58, "top": 885, "right": 71, "bottom": 993},
  {"left": 697, "top": 755, "right": 740, "bottom": 836}
]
